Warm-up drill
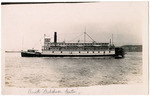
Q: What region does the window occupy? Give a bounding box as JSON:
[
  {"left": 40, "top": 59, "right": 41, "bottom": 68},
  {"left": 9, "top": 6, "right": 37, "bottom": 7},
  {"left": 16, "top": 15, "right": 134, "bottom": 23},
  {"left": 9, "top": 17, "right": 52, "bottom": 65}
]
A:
[
  {"left": 87, "top": 51, "right": 89, "bottom": 53},
  {"left": 98, "top": 51, "right": 100, "bottom": 53},
  {"left": 61, "top": 51, "right": 62, "bottom": 53},
  {"left": 104, "top": 51, "right": 105, "bottom": 53},
  {"left": 93, "top": 51, "right": 94, "bottom": 53},
  {"left": 79, "top": 51, "right": 80, "bottom": 53}
]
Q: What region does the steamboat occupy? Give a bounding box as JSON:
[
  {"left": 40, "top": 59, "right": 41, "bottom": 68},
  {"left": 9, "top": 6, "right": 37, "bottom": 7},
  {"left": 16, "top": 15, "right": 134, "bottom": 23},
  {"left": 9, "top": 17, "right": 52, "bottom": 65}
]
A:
[{"left": 21, "top": 32, "right": 125, "bottom": 58}]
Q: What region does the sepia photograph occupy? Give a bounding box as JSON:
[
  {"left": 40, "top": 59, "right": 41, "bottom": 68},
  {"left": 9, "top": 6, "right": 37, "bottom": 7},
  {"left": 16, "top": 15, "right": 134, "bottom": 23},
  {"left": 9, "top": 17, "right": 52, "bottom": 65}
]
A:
[{"left": 1, "top": 1, "right": 149, "bottom": 95}]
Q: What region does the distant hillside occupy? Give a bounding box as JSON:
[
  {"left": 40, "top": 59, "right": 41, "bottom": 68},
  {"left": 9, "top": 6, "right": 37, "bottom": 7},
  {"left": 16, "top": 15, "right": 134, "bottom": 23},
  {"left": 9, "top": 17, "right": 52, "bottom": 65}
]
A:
[{"left": 121, "top": 45, "right": 142, "bottom": 52}]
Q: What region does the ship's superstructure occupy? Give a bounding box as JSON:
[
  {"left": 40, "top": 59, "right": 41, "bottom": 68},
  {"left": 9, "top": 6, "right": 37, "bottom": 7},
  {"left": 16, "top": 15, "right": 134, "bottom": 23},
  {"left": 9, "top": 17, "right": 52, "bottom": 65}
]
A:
[
  {"left": 21, "top": 32, "right": 125, "bottom": 58},
  {"left": 42, "top": 32, "right": 116, "bottom": 56}
]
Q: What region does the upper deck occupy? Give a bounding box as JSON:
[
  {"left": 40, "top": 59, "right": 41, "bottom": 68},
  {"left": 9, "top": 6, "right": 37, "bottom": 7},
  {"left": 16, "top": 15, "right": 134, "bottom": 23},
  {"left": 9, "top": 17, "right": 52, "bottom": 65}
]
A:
[
  {"left": 44, "top": 42, "right": 109, "bottom": 47},
  {"left": 42, "top": 32, "right": 115, "bottom": 51}
]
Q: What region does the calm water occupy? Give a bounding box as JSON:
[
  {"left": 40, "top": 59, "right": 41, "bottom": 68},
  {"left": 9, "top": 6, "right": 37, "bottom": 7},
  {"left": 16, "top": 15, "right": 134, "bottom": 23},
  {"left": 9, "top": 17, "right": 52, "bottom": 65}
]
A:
[{"left": 5, "top": 52, "right": 142, "bottom": 88}]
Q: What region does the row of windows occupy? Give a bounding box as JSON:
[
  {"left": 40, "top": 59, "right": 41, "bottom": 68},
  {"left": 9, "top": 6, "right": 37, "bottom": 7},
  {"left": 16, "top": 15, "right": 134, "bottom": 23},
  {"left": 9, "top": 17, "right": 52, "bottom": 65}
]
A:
[
  {"left": 51, "top": 51, "right": 111, "bottom": 53},
  {"left": 45, "top": 43, "right": 109, "bottom": 46},
  {"left": 44, "top": 47, "right": 109, "bottom": 50}
]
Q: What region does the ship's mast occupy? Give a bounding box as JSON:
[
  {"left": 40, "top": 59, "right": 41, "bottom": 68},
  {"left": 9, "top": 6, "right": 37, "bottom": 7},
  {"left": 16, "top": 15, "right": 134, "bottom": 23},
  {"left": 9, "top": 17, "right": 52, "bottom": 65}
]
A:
[
  {"left": 112, "top": 34, "right": 113, "bottom": 45},
  {"left": 84, "top": 27, "right": 86, "bottom": 43}
]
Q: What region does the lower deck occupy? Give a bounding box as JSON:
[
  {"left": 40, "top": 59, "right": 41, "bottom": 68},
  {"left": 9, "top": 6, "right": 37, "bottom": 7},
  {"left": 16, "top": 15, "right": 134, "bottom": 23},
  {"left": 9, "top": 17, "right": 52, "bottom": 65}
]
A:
[{"left": 41, "top": 50, "right": 115, "bottom": 55}]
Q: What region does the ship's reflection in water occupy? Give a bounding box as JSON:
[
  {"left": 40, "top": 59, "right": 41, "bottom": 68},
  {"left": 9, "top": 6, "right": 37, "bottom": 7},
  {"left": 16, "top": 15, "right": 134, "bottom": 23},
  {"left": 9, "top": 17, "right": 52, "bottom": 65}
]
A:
[{"left": 5, "top": 52, "right": 142, "bottom": 88}]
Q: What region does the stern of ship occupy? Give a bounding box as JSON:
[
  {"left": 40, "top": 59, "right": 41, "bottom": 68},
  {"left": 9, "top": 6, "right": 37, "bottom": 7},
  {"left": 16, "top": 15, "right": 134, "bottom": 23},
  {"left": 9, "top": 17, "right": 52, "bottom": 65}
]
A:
[{"left": 115, "top": 47, "right": 125, "bottom": 59}]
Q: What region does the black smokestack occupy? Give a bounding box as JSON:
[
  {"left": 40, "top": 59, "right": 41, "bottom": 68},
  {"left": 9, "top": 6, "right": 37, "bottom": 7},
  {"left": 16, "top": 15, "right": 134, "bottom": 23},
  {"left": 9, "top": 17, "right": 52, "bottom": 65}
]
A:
[{"left": 54, "top": 32, "right": 57, "bottom": 43}]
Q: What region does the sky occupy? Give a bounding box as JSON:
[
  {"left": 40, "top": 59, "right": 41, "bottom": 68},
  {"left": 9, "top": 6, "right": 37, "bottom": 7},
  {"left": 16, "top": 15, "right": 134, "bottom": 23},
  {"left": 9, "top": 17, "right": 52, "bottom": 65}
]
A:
[{"left": 2, "top": 2, "right": 148, "bottom": 51}]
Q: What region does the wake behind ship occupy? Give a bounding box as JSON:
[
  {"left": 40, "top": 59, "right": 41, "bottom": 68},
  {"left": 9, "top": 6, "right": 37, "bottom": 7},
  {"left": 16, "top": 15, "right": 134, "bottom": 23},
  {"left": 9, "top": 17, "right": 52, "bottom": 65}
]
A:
[{"left": 21, "top": 32, "right": 125, "bottom": 58}]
